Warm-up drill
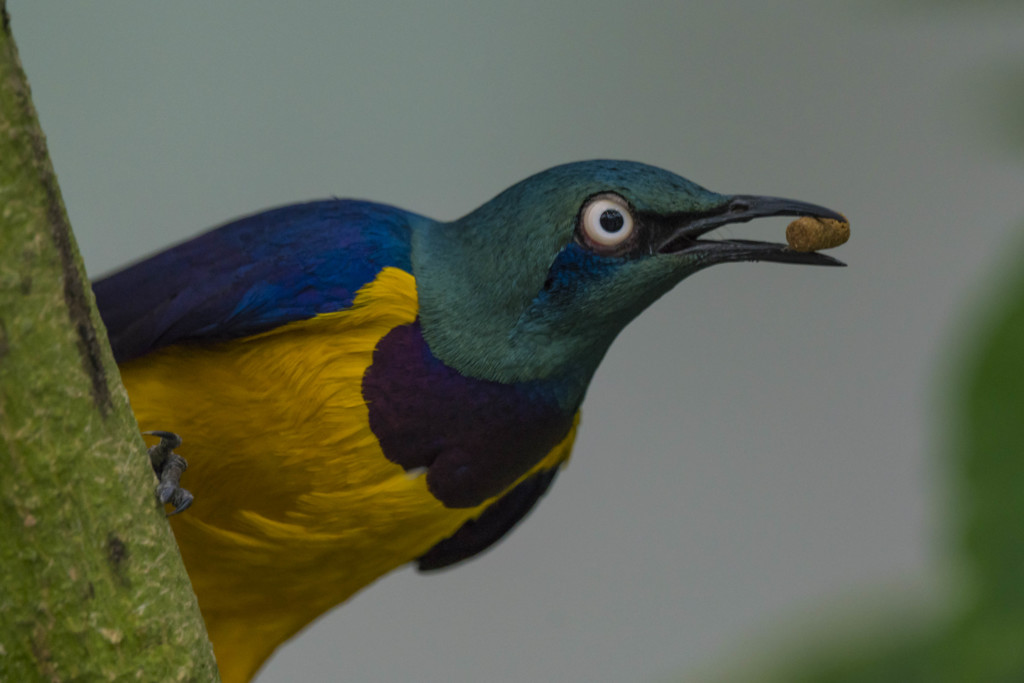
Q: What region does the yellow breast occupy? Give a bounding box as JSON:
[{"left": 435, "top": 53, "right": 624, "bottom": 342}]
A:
[{"left": 119, "top": 266, "right": 577, "bottom": 683}]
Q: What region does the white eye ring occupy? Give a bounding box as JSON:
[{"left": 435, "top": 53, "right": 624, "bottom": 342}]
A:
[{"left": 581, "top": 194, "right": 634, "bottom": 249}]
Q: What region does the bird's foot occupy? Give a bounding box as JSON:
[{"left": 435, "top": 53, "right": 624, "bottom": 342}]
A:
[{"left": 145, "top": 431, "right": 193, "bottom": 516}]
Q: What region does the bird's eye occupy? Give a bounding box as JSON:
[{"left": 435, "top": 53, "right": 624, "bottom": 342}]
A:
[{"left": 580, "top": 194, "right": 635, "bottom": 250}]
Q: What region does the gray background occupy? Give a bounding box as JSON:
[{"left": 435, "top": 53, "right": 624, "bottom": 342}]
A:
[{"left": 10, "top": 2, "right": 1023, "bottom": 681}]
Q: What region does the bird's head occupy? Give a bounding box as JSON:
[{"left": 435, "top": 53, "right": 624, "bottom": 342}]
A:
[{"left": 412, "top": 160, "right": 844, "bottom": 397}]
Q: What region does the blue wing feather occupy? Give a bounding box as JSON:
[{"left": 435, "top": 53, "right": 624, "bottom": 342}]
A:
[{"left": 93, "top": 199, "right": 423, "bottom": 362}]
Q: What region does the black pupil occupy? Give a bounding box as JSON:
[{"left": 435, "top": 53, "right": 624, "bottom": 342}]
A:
[{"left": 599, "top": 209, "right": 625, "bottom": 233}]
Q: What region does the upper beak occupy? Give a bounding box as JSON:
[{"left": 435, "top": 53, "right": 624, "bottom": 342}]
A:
[{"left": 658, "top": 194, "right": 847, "bottom": 267}]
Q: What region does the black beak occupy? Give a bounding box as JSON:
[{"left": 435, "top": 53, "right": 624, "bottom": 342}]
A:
[{"left": 658, "top": 194, "right": 847, "bottom": 267}]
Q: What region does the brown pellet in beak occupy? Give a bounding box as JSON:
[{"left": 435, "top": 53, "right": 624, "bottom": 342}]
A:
[{"left": 786, "top": 215, "right": 850, "bottom": 252}]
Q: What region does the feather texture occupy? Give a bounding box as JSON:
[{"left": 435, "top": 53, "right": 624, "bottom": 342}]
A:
[
  {"left": 119, "top": 267, "right": 576, "bottom": 682},
  {"left": 94, "top": 200, "right": 419, "bottom": 361}
]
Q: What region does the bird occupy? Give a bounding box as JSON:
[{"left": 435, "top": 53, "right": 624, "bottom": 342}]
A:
[{"left": 92, "top": 159, "right": 845, "bottom": 683}]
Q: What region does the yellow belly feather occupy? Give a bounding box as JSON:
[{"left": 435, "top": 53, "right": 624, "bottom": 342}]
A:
[{"left": 119, "top": 266, "right": 577, "bottom": 682}]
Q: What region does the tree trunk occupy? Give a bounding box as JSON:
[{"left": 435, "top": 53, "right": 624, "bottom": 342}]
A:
[{"left": 0, "top": 4, "right": 219, "bottom": 680}]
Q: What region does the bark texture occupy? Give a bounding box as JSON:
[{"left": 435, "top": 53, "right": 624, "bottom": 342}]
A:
[{"left": 0, "top": 4, "right": 219, "bottom": 680}]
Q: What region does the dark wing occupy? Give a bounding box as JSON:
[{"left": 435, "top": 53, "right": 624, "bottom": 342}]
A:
[
  {"left": 92, "top": 199, "right": 420, "bottom": 362},
  {"left": 416, "top": 466, "right": 561, "bottom": 571}
]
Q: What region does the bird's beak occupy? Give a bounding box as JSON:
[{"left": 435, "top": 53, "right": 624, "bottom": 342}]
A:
[{"left": 657, "top": 195, "right": 847, "bottom": 267}]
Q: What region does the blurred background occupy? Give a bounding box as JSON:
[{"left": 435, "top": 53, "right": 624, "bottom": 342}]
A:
[{"left": 9, "top": 2, "right": 1023, "bottom": 681}]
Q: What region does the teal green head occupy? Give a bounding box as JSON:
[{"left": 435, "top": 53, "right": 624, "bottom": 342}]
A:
[{"left": 412, "top": 159, "right": 844, "bottom": 393}]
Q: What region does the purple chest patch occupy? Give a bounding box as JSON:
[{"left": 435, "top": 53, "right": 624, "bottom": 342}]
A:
[{"left": 361, "top": 321, "right": 575, "bottom": 508}]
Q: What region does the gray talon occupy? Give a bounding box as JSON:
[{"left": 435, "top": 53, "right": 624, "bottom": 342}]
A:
[{"left": 145, "top": 431, "right": 193, "bottom": 515}]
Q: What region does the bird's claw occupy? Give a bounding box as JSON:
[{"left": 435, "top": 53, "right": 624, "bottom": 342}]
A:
[{"left": 145, "top": 430, "right": 193, "bottom": 515}]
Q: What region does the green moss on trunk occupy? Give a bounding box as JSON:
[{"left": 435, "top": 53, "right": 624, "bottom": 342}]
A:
[{"left": 0, "top": 4, "right": 219, "bottom": 680}]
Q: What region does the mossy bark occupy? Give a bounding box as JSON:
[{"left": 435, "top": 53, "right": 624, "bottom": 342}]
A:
[{"left": 0, "top": 4, "right": 219, "bottom": 680}]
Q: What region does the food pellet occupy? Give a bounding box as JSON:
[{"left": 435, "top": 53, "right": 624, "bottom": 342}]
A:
[{"left": 786, "top": 215, "right": 850, "bottom": 252}]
